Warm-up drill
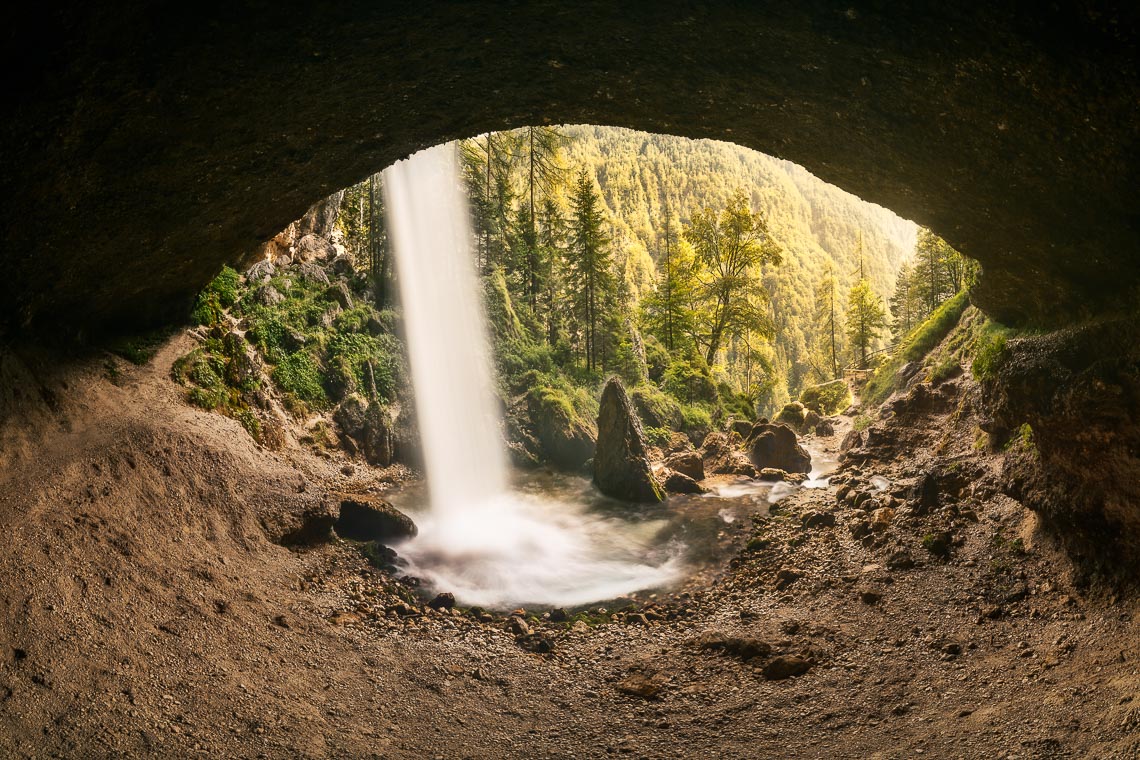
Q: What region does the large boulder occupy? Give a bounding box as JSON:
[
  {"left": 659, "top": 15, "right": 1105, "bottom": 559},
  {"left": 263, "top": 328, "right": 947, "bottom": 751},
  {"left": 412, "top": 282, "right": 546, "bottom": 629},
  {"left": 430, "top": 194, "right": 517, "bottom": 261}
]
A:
[
  {"left": 527, "top": 388, "right": 597, "bottom": 470},
  {"left": 335, "top": 495, "right": 417, "bottom": 544},
  {"left": 747, "top": 423, "right": 812, "bottom": 474},
  {"left": 665, "top": 451, "right": 704, "bottom": 481},
  {"left": 700, "top": 431, "right": 757, "bottom": 477},
  {"left": 361, "top": 402, "right": 393, "bottom": 466},
  {"left": 663, "top": 470, "right": 706, "bottom": 495},
  {"left": 593, "top": 377, "right": 664, "bottom": 503}
]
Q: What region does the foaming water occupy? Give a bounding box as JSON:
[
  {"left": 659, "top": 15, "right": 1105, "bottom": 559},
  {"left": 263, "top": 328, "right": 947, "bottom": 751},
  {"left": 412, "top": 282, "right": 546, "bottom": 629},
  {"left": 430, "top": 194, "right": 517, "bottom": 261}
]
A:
[{"left": 382, "top": 144, "right": 682, "bottom": 608}]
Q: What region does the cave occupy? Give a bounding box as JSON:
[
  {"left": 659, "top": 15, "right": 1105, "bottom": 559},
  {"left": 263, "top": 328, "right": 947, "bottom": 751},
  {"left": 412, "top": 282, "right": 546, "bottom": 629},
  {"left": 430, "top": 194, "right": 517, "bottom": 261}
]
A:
[{"left": 1, "top": 3, "right": 1139, "bottom": 758}]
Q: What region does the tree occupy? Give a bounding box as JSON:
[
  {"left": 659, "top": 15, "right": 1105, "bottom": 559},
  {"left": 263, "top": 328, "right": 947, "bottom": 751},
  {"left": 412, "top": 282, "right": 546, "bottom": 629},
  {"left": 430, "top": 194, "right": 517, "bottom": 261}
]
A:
[
  {"left": 846, "top": 278, "right": 888, "bottom": 369},
  {"left": 460, "top": 133, "right": 518, "bottom": 274},
  {"left": 565, "top": 168, "right": 614, "bottom": 372},
  {"left": 641, "top": 205, "right": 699, "bottom": 353},
  {"left": 682, "top": 189, "right": 782, "bottom": 366},
  {"left": 813, "top": 263, "right": 843, "bottom": 379},
  {"left": 517, "top": 126, "right": 566, "bottom": 308}
]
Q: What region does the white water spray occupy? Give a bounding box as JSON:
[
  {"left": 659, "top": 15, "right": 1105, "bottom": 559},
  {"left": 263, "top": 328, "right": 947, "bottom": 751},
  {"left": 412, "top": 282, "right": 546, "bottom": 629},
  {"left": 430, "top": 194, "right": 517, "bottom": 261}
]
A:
[{"left": 383, "top": 144, "right": 681, "bottom": 608}]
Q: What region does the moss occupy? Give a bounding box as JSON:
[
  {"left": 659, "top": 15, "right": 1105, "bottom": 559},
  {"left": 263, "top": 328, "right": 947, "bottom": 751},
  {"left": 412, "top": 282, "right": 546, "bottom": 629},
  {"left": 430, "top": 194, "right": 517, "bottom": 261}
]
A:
[
  {"left": 272, "top": 351, "right": 328, "bottom": 409},
  {"left": 679, "top": 403, "right": 713, "bottom": 433},
  {"left": 1004, "top": 422, "right": 1036, "bottom": 454},
  {"left": 928, "top": 356, "right": 961, "bottom": 384},
  {"left": 798, "top": 379, "right": 851, "bottom": 416},
  {"left": 630, "top": 384, "right": 684, "bottom": 430},
  {"left": 971, "top": 326, "right": 1010, "bottom": 382},
  {"left": 853, "top": 413, "right": 873, "bottom": 432}
]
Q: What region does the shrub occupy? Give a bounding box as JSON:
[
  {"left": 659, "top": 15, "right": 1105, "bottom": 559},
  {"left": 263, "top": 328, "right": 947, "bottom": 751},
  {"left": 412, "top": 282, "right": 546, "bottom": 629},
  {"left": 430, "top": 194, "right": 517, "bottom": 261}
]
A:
[
  {"left": 190, "top": 266, "right": 241, "bottom": 324},
  {"left": 663, "top": 356, "right": 717, "bottom": 405},
  {"left": 679, "top": 403, "right": 713, "bottom": 434},
  {"left": 799, "top": 379, "right": 851, "bottom": 416},
  {"left": 971, "top": 328, "right": 1008, "bottom": 382},
  {"left": 272, "top": 352, "right": 328, "bottom": 408},
  {"left": 630, "top": 385, "right": 684, "bottom": 430}
]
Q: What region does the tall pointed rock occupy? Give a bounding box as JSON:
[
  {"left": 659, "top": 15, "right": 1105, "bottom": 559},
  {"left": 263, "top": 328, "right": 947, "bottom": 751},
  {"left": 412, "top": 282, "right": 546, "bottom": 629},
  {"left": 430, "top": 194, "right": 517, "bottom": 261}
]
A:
[{"left": 593, "top": 377, "right": 665, "bottom": 503}]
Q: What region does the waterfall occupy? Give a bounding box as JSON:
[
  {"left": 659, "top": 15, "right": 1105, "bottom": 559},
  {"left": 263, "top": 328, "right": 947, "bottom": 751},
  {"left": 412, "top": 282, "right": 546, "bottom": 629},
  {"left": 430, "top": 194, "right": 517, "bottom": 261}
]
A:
[
  {"left": 382, "top": 143, "right": 508, "bottom": 512},
  {"left": 383, "top": 143, "right": 681, "bottom": 609}
]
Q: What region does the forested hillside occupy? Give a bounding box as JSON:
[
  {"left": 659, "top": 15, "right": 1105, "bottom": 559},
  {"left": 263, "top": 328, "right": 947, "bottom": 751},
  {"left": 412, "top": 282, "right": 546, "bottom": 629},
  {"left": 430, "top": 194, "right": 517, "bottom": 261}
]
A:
[{"left": 562, "top": 125, "right": 917, "bottom": 396}]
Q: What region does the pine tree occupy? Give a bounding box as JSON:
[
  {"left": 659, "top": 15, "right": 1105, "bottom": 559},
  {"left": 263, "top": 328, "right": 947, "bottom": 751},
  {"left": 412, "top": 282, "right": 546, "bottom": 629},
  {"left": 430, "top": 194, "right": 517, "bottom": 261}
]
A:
[
  {"left": 813, "top": 263, "right": 843, "bottom": 379},
  {"left": 846, "top": 247, "right": 888, "bottom": 369},
  {"left": 517, "top": 126, "right": 566, "bottom": 308},
  {"left": 566, "top": 168, "right": 614, "bottom": 372}
]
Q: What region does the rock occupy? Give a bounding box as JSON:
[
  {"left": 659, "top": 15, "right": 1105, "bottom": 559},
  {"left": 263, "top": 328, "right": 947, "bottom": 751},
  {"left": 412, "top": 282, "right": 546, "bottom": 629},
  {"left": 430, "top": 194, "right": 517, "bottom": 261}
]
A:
[
  {"left": 923, "top": 530, "right": 953, "bottom": 559},
  {"left": 775, "top": 567, "right": 803, "bottom": 590},
  {"left": 840, "top": 428, "right": 864, "bottom": 452},
  {"left": 254, "top": 284, "right": 284, "bottom": 306},
  {"left": 329, "top": 255, "right": 355, "bottom": 277},
  {"left": 571, "top": 620, "right": 590, "bottom": 633},
  {"left": 747, "top": 423, "right": 811, "bottom": 474},
  {"left": 912, "top": 471, "right": 940, "bottom": 514},
  {"left": 700, "top": 432, "right": 757, "bottom": 477},
  {"left": 428, "top": 593, "right": 455, "bottom": 610},
  {"left": 762, "top": 655, "right": 812, "bottom": 680},
  {"left": 815, "top": 419, "right": 836, "bottom": 436},
  {"left": 802, "top": 511, "right": 836, "bottom": 529},
  {"left": 527, "top": 389, "right": 597, "bottom": 470},
  {"left": 728, "top": 419, "right": 753, "bottom": 438},
  {"left": 517, "top": 634, "right": 554, "bottom": 654},
  {"left": 507, "top": 616, "right": 531, "bottom": 636},
  {"left": 664, "top": 451, "right": 704, "bottom": 481},
  {"left": 871, "top": 506, "right": 896, "bottom": 530},
  {"left": 296, "top": 261, "right": 331, "bottom": 285},
  {"left": 294, "top": 233, "right": 336, "bottom": 262},
  {"left": 548, "top": 608, "right": 568, "bottom": 623},
  {"left": 616, "top": 672, "right": 666, "bottom": 700},
  {"left": 273, "top": 501, "right": 339, "bottom": 546},
  {"left": 335, "top": 495, "right": 417, "bottom": 544},
  {"left": 334, "top": 395, "right": 369, "bottom": 440},
  {"left": 593, "top": 377, "right": 665, "bottom": 503},
  {"left": 803, "top": 409, "right": 821, "bottom": 430},
  {"left": 859, "top": 589, "right": 883, "bottom": 605},
  {"left": 774, "top": 401, "right": 807, "bottom": 431},
  {"left": 663, "top": 470, "right": 705, "bottom": 494},
  {"left": 361, "top": 403, "right": 393, "bottom": 466},
  {"left": 325, "top": 281, "right": 354, "bottom": 309},
  {"left": 246, "top": 259, "right": 276, "bottom": 284},
  {"left": 759, "top": 467, "right": 789, "bottom": 481},
  {"left": 697, "top": 631, "right": 773, "bottom": 661},
  {"left": 886, "top": 549, "right": 916, "bottom": 570}
]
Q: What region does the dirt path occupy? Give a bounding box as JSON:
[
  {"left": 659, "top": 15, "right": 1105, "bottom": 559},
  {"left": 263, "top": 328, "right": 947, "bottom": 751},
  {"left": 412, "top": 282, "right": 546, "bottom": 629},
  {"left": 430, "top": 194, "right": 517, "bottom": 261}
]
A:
[{"left": 0, "top": 340, "right": 1137, "bottom": 758}]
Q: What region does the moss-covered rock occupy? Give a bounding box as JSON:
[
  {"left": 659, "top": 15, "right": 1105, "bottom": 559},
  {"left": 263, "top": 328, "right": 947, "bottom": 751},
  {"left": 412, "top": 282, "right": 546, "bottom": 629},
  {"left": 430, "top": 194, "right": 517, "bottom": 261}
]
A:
[
  {"left": 799, "top": 380, "right": 852, "bottom": 417},
  {"left": 526, "top": 385, "right": 597, "bottom": 470},
  {"left": 593, "top": 377, "right": 664, "bottom": 503}
]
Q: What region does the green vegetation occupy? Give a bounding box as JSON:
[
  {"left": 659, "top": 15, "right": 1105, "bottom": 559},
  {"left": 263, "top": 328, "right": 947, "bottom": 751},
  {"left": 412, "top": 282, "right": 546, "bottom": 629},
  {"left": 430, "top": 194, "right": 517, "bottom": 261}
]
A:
[
  {"left": 971, "top": 323, "right": 1013, "bottom": 382},
  {"left": 799, "top": 379, "right": 851, "bottom": 416},
  {"left": 1004, "top": 423, "right": 1036, "bottom": 455},
  {"left": 190, "top": 266, "right": 241, "bottom": 325},
  {"left": 862, "top": 290, "right": 971, "bottom": 407}
]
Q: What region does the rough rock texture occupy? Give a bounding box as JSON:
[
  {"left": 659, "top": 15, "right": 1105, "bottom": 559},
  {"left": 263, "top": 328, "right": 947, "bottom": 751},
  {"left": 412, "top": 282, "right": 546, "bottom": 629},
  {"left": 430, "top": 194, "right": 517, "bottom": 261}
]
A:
[
  {"left": 593, "top": 378, "right": 664, "bottom": 503},
  {"left": 748, "top": 423, "right": 812, "bottom": 474},
  {"left": 527, "top": 390, "right": 596, "bottom": 470},
  {"left": 663, "top": 470, "right": 706, "bottom": 495},
  {"left": 700, "top": 432, "right": 758, "bottom": 477},
  {"left": 664, "top": 451, "right": 704, "bottom": 481},
  {"left": 982, "top": 318, "right": 1140, "bottom": 575},
  {"left": 334, "top": 495, "right": 417, "bottom": 544},
  {"left": 1, "top": 4, "right": 1137, "bottom": 335}
]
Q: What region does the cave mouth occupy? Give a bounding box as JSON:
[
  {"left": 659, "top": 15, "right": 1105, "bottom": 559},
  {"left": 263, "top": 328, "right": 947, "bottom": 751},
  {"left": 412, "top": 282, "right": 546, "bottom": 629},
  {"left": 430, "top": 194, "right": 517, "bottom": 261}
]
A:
[{"left": 231, "top": 124, "right": 943, "bottom": 610}]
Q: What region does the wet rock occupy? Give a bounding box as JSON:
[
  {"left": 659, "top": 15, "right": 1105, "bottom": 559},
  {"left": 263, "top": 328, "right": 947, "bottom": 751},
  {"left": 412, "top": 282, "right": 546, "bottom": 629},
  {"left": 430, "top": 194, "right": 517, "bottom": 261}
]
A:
[
  {"left": 664, "top": 451, "right": 704, "bottom": 481},
  {"left": 762, "top": 655, "right": 812, "bottom": 680},
  {"left": 593, "top": 377, "right": 664, "bottom": 503},
  {"left": 335, "top": 495, "right": 417, "bottom": 544},
  {"left": 815, "top": 419, "right": 835, "bottom": 437},
  {"left": 759, "top": 467, "right": 789, "bottom": 482},
  {"left": 334, "top": 395, "right": 369, "bottom": 441},
  {"left": 747, "top": 423, "right": 811, "bottom": 474},
  {"left": 428, "top": 593, "right": 455, "bottom": 611},
  {"left": 663, "top": 470, "right": 705, "bottom": 495}
]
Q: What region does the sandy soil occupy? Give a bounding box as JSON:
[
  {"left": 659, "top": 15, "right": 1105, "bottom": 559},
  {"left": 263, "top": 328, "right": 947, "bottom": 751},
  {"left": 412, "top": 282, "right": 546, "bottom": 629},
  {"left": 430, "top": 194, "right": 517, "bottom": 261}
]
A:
[{"left": 0, "top": 336, "right": 1137, "bottom": 759}]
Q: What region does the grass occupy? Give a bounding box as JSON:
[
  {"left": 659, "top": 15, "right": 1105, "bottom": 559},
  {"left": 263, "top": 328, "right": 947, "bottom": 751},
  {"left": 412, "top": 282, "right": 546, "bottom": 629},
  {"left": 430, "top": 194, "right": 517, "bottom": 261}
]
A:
[
  {"left": 971, "top": 322, "right": 1014, "bottom": 382},
  {"left": 863, "top": 290, "right": 971, "bottom": 407}
]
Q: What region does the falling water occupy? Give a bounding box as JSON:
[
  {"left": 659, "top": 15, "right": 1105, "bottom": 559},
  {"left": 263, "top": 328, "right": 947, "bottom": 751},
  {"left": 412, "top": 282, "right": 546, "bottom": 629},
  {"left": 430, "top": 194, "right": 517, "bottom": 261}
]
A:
[{"left": 383, "top": 144, "right": 681, "bottom": 608}]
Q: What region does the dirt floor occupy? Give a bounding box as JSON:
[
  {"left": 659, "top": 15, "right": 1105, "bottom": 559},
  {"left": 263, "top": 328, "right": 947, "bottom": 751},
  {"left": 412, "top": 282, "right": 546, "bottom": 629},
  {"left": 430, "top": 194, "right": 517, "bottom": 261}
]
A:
[{"left": 0, "top": 335, "right": 1138, "bottom": 759}]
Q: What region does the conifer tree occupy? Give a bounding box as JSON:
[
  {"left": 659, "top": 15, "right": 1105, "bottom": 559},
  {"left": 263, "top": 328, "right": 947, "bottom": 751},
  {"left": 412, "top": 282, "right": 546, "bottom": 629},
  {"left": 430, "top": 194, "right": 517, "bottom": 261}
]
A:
[
  {"left": 566, "top": 168, "right": 614, "bottom": 372},
  {"left": 813, "top": 263, "right": 843, "bottom": 379},
  {"left": 846, "top": 246, "right": 888, "bottom": 369}
]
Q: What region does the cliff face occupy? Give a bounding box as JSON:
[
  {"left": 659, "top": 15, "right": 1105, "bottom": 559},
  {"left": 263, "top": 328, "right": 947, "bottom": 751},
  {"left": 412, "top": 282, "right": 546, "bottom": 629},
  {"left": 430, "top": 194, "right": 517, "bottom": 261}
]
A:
[{"left": 0, "top": 2, "right": 1137, "bottom": 336}]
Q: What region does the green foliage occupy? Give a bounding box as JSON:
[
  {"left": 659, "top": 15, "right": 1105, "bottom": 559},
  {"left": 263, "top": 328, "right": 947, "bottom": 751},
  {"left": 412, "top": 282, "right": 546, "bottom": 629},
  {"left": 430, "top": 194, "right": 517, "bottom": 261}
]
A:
[
  {"left": 971, "top": 325, "right": 1010, "bottom": 382},
  {"left": 928, "top": 356, "right": 962, "bottom": 384},
  {"left": 846, "top": 277, "right": 888, "bottom": 369},
  {"left": 852, "top": 413, "right": 873, "bottom": 432},
  {"left": 1004, "top": 423, "right": 1036, "bottom": 454},
  {"left": 630, "top": 385, "right": 684, "bottom": 430},
  {"left": 679, "top": 403, "right": 713, "bottom": 434},
  {"left": 272, "top": 352, "right": 328, "bottom": 408},
  {"left": 643, "top": 426, "right": 673, "bottom": 447},
  {"left": 326, "top": 332, "right": 403, "bottom": 402},
  {"left": 798, "top": 379, "right": 851, "bottom": 416},
  {"left": 191, "top": 266, "right": 241, "bottom": 325},
  {"left": 862, "top": 290, "right": 970, "bottom": 407},
  {"left": 662, "top": 355, "right": 718, "bottom": 405}
]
